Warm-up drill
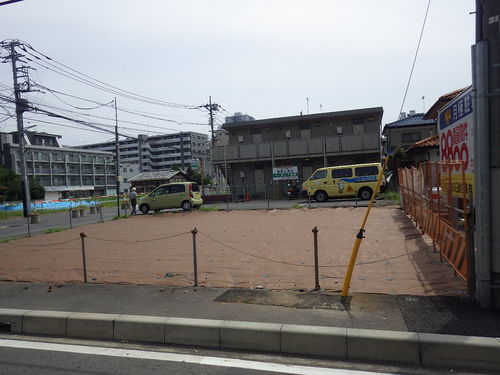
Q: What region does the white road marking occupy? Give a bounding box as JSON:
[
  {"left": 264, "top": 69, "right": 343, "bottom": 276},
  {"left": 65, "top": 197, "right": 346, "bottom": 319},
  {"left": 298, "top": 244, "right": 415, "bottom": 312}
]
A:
[{"left": 0, "top": 338, "right": 404, "bottom": 375}]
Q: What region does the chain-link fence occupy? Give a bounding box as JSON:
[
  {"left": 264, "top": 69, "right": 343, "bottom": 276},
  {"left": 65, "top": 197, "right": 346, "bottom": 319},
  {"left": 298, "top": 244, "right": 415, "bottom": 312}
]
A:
[{"left": 203, "top": 182, "right": 301, "bottom": 202}]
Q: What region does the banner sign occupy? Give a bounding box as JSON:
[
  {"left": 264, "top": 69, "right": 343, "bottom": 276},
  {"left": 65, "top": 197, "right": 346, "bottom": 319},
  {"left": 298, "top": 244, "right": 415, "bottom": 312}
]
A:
[
  {"left": 438, "top": 87, "right": 474, "bottom": 196},
  {"left": 272, "top": 166, "right": 298, "bottom": 180}
]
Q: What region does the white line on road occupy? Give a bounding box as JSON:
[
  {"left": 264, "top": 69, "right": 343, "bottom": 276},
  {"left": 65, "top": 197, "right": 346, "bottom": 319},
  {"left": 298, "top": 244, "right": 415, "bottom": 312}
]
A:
[{"left": 0, "top": 338, "right": 405, "bottom": 375}]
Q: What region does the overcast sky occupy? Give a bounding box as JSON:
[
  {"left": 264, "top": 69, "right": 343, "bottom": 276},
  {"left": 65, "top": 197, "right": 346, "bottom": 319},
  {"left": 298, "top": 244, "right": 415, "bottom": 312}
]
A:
[{"left": 0, "top": 0, "right": 475, "bottom": 146}]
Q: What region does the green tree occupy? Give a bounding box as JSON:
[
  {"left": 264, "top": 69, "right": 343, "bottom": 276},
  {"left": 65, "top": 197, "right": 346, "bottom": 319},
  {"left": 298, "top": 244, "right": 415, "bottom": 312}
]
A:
[
  {"left": 0, "top": 167, "right": 21, "bottom": 202},
  {"left": 184, "top": 166, "right": 212, "bottom": 186},
  {"left": 0, "top": 167, "right": 45, "bottom": 202},
  {"left": 29, "top": 177, "right": 45, "bottom": 200}
]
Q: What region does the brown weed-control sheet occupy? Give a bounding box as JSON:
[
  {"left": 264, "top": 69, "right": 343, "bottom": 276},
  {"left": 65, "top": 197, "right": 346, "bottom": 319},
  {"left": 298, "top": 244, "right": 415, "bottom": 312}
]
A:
[{"left": 0, "top": 207, "right": 466, "bottom": 296}]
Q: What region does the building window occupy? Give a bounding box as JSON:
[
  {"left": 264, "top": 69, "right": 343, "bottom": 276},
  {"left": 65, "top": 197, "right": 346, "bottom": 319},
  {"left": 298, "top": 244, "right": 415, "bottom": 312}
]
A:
[
  {"left": 353, "top": 124, "right": 364, "bottom": 135},
  {"left": 402, "top": 132, "right": 421, "bottom": 143}
]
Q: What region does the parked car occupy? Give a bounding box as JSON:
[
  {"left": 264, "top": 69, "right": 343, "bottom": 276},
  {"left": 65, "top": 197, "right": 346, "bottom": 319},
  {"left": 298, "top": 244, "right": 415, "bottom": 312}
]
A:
[
  {"left": 138, "top": 182, "right": 203, "bottom": 214},
  {"left": 301, "top": 162, "right": 385, "bottom": 202}
]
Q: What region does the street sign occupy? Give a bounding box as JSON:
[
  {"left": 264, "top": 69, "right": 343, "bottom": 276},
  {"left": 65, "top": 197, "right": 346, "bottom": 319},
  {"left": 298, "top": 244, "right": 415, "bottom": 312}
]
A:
[{"left": 272, "top": 166, "right": 298, "bottom": 180}]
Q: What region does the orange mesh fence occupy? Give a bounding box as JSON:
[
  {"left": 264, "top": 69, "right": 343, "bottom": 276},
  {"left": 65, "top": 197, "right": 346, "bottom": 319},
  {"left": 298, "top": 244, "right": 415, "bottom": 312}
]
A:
[{"left": 398, "top": 161, "right": 469, "bottom": 280}]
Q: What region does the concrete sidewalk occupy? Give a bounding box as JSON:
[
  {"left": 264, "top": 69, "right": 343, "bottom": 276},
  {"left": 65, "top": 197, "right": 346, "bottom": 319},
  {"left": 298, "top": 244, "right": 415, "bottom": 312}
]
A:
[{"left": 0, "top": 282, "right": 499, "bottom": 371}]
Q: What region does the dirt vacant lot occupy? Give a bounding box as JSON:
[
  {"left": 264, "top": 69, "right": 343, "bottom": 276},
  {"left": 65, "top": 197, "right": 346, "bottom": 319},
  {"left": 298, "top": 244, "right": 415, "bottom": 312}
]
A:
[{"left": 0, "top": 206, "right": 466, "bottom": 296}]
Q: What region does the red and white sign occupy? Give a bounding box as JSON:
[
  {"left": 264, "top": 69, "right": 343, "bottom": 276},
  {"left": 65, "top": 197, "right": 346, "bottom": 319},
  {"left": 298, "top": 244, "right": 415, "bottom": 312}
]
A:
[{"left": 438, "top": 87, "right": 474, "bottom": 194}]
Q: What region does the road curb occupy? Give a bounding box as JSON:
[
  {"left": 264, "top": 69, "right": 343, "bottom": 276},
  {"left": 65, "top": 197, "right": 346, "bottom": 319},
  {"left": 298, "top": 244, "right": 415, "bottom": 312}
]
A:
[{"left": 0, "top": 308, "right": 499, "bottom": 371}]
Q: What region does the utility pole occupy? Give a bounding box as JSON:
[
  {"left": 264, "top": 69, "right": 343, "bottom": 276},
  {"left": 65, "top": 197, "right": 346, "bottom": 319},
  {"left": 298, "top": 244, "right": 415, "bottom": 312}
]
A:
[
  {"left": 203, "top": 97, "right": 219, "bottom": 146},
  {"left": 6, "top": 41, "right": 30, "bottom": 217},
  {"left": 208, "top": 96, "right": 214, "bottom": 147},
  {"left": 114, "top": 98, "right": 120, "bottom": 216},
  {"left": 200, "top": 157, "right": 205, "bottom": 197},
  {"left": 203, "top": 97, "right": 220, "bottom": 183},
  {"left": 472, "top": 0, "right": 500, "bottom": 308}
]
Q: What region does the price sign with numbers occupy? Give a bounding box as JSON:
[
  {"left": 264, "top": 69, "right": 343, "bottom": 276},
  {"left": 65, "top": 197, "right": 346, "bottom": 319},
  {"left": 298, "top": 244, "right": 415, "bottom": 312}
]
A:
[{"left": 438, "top": 87, "right": 474, "bottom": 196}]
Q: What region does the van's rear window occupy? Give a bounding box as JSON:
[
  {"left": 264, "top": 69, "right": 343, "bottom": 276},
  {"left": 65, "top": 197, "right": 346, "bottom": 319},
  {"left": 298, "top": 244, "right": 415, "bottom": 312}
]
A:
[
  {"left": 191, "top": 183, "right": 200, "bottom": 192},
  {"left": 355, "top": 166, "right": 379, "bottom": 176}
]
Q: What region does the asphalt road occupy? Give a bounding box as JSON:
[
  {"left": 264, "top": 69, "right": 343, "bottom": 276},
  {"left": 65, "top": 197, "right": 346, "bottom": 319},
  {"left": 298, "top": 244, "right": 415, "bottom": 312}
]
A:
[
  {"left": 0, "top": 206, "right": 119, "bottom": 240},
  {"left": 0, "top": 199, "right": 393, "bottom": 240},
  {"left": 0, "top": 336, "right": 486, "bottom": 375}
]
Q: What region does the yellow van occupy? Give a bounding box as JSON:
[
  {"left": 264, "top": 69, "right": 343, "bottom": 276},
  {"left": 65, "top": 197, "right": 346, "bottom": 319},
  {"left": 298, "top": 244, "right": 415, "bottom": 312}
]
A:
[{"left": 302, "top": 162, "right": 384, "bottom": 202}]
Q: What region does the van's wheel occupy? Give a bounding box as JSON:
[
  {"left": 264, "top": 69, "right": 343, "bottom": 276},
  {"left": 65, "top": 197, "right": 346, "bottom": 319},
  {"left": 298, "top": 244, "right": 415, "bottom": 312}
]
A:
[
  {"left": 139, "top": 204, "right": 150, "bottom": 214},
  {"left": 358, "top": 187, "right": 373, "bottom": 200},
  {"left": 181, "top": 200, "right": 192, "bottom": 211},
  {"left": 314, "top": 190, "right": 328, "bottom": 202}
]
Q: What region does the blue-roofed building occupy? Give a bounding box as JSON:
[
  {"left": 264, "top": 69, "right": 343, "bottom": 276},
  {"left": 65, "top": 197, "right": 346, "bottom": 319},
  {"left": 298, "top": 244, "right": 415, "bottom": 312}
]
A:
[{"left": 382, "top": 110, "right": 437, "bottom": 154}]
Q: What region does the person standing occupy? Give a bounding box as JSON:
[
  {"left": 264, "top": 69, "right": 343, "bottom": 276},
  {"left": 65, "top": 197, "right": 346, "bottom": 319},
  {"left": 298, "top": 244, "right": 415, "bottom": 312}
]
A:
[{"left": 130, "top": 187, "right": 138, "bottom": 215}]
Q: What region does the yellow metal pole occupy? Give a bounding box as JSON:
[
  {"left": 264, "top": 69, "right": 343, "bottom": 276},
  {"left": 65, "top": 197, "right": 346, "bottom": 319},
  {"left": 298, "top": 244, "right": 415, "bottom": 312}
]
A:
[{"left": 341, "top": 155, "right": 389, "bottom": 299}]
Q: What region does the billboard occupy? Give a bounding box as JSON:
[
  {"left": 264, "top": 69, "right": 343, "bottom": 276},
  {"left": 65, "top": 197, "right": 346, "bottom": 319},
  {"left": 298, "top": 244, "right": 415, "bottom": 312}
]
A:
[
  {"left": 272, "top": 166, "right": 298, "bottom": 180},
  {"left": 438, "top": 87, "right": 474, "bottom": 196}
]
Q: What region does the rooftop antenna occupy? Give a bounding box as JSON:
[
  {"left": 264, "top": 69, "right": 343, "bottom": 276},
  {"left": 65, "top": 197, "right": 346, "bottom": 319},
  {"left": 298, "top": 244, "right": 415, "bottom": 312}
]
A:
[
  {"left": 306, "top": 97, "right": 309, "bottom": 114},
  {"left": 320, "top": 104, "right": 323, "bottom": 112},
  {"left": 422, "top": 95, "right": 426, "bottom": 113}
]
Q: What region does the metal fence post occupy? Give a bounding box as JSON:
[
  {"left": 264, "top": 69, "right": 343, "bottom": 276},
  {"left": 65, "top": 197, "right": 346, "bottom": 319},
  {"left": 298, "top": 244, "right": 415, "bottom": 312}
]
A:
[
  {"left": 191, "top": 228, "right": 198, "bottom": 287},
  {"left": 99, "top": 205, "right": 103, "bottom": 223},
  {"left": 466, "top": 196, "right": 476, "bottom": 297},
  {"left": 312, "top": 226, "right": 320, "bottom": 290},
  {"left": 69, "top": 208, "right": 73, "bottom": 229},
  {"left": 26, "top": 215, "right": 31, "bottom": 237},
  {"left": 80, "top": 232, "right": 88, "bottom": 283},
  {"left": 266, "top": 186, "right": 270, "bottom": 210},
  {"left": 308, "top": 192, "right": 312, "bottom": 209}
]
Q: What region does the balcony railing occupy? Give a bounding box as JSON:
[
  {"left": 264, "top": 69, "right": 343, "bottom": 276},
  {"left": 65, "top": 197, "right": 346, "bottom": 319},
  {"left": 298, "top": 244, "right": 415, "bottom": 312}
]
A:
[{"left": 212, "top": 134, "right": 380, "bottom": 162}]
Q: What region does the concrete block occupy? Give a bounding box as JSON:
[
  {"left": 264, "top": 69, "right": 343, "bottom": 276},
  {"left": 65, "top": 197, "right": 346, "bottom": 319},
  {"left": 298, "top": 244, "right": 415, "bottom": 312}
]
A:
[
  {"left": 165, "top": 317, "right": 222, "bottom": 348},
  {"left": 420, "top": 333, "right": 500, "bottom": 371},
  {"left": 281, "top": 324, "right": 347, "bottom": 358},
  {"left": 67, "top": 312, "right": 119, "bottom": 340},
  {"left": 114, "top": 315, "right": 168, "bottom": 343},
  {"left": 0, "top": 308, "right": 29, "bottom": 333},
  {"left": 221, "top": 321, "right": 282, "bottom": 352},
  {"left": 347, "top": 328, "right": 419, "bottom": 365},
  {"left": 23, "top": 310, "right": 70, "bottom": 336}
]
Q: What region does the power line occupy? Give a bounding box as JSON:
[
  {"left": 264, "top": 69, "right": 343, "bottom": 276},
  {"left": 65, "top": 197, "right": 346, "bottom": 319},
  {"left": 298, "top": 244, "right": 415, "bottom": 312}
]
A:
[
  {"left": 27, "top": 99, "right": 182, "bottom": 132},
  {"left": 33, "top": 83, "right": 205, "bottom": 118},
  {"left": 398, "top": 0, "right": 431, "bottom": 117},
  {"left": 32, "top": 82, "right": 210, "bottom": 128},
  {"left": 2, "top": 93, "right": 202, "bottom": 148},
  {"left": 218, "top": 104, "right": 233, "bottom": 116},
  {"left": 20, "top": 43, "right": 201, "bottom": 110},
  {"left": 24, "top": 116, "right": 119, "bottom": 136}
]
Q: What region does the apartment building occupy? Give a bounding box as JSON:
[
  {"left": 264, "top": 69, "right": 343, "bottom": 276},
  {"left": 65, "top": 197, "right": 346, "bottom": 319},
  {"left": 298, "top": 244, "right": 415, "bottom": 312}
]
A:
[
  {"left": 0, "top": 131, "right": 116, "bottom": 200},
  {"left": 211, "top": 107, "right": 383, "bottom": 196},
  {"left": 79, "top": 132, "right": 209, "bottom": 173}
]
